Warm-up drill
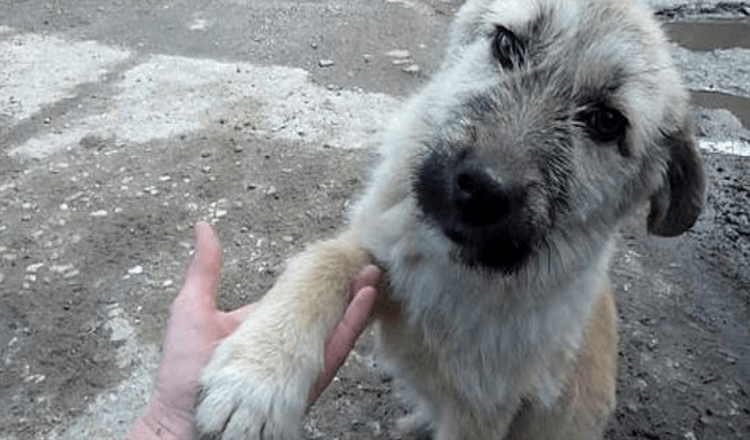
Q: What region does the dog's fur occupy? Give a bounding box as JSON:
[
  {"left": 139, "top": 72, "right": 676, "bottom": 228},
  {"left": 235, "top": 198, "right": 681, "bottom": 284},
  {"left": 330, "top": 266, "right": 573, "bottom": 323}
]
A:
[{"left": 193, "top": 0, "right": 706, "bottom": 439}]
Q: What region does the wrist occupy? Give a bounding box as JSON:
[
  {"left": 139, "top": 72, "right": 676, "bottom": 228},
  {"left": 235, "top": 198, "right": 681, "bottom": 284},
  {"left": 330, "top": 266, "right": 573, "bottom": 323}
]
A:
[{"left": 126, "top": 398, "right": 193, "bottom": 440}]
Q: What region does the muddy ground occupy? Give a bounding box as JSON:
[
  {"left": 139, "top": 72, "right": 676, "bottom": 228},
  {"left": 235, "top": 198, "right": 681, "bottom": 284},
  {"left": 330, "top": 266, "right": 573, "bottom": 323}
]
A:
[{"left": 1, "top": 1, "right": 749, "bottom": 439}]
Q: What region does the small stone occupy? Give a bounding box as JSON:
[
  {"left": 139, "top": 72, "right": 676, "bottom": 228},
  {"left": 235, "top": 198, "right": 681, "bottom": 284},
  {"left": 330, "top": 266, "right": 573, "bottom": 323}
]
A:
[
  {"left": 386, "top": 49, "right": 410, "bottom": 58},
  {"left": 162, "top": 279, "right": 174, "bottom": 288},
  {"left": 159, "top": 175, "right": 171, "bottom": 182},
  {"left": 200, "top": 150, "right": 212, "bottom": 158},
  {"left": 26, "top": 263, "right": 45, "bottom": 273},
  {"left": 128, "top": 265, "right": 144, "bottom": 275},
  {"left": 234, "top": 145, "right": 244, "bottom": 153},
  {"left": 63, "top": 270, "right": 79, "bottom": 279},
  {"left": 362, "top": 54, "right": 373, "bottom": 63},
  {"left": 50, "top": 264, "right": 74, "bottom": 274},
  {"left": 90, "top": 210, "right": 108, "bottom": 217},
  {"left": 635, "top": 378, "right": 648, "bottom": 391},
  {"left": 318, "top": 59, "right": 335, "bottom": 68},
  {"left": 202, "top": 166, "right": 212, "bottom": 174},
  {"left": 65, "top": 191, "right": 85, "bottom": 202},
  {"left": 391, "top": 58, "right": 411, "bottom": 66},
  {"left": 402, "top": 64, "right": 421, "bottom": 74}
]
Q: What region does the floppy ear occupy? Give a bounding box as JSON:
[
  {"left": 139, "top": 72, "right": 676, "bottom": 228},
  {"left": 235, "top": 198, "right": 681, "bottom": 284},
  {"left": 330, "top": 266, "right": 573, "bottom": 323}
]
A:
[{"left": 647, "top": 126, "right": 707, "bottom": 237}]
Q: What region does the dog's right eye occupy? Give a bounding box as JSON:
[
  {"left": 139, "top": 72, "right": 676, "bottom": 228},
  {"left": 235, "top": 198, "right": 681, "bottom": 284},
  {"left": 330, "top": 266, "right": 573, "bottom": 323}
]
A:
[
  {"left": 493, "top": 26, "right": 524, "bottom": 70},
  {"left": 584, "top": 107, "right": 628, "bottom": 144}
]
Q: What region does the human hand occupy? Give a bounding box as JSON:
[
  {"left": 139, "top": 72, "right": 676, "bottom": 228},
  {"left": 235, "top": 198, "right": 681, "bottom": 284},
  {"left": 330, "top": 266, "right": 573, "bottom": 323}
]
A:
[{"left": 126, "top": 221, "right": 381, "bottom": 440}]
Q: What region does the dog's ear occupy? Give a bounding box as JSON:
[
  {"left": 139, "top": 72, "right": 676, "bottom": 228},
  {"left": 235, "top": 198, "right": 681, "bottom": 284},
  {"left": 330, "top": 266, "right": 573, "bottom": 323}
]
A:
[{"left": 647, "top": 125, "right": 707, "bottom": 237}]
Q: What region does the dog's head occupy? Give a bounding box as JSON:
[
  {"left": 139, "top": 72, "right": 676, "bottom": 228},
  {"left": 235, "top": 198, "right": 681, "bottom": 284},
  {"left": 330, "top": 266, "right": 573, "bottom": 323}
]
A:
[{"left": 408, "top": 0, "right": 706, "bottom": 274}]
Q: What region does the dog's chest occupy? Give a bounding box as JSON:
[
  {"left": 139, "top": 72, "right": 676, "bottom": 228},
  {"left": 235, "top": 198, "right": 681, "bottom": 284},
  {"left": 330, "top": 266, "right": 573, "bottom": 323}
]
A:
[{"left": 377, "top": 248, "right": 608, "bottom": 407}]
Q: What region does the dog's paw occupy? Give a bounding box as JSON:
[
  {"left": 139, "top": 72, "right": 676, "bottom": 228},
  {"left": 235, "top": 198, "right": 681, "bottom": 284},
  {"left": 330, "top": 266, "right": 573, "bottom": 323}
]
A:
[
  {"left": 395, "top": 413, "right": 434, "bottom": 440},
  {"left": 192, "top": 341, "right": 311, "bottom": 440}
]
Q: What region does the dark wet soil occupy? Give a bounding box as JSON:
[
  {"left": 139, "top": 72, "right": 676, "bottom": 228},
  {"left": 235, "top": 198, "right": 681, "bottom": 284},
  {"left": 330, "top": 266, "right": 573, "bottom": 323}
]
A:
[
  {"left": 664, "top": 20, "right": 750, "bottom": 51},
  {"left": 665, "top": 19, "right": 750, "bottom": 129}
]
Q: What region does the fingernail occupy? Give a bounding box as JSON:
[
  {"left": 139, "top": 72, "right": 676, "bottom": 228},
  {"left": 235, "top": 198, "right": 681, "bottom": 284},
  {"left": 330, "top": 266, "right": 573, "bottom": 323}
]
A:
[{"left": 364, "top": 264, "right": 381, "bottom": 274}]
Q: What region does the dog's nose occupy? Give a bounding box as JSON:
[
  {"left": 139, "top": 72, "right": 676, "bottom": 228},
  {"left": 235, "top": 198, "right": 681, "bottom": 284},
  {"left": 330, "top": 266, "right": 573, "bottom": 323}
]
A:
[{"left": 452, "top": 157, "right": 522, "bottom": 228}]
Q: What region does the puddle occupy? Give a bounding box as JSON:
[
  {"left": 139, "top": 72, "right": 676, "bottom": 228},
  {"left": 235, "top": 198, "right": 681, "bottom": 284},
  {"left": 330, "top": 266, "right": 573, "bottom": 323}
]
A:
[
  {"left": 692, "top": 90, "right": 750, "bottom": 129},
  {"left": 664, "top": 20, "right": 750, "bottom": 131},
  {"left": 664, "top": 20, "right": 750, "bottom": 51}
]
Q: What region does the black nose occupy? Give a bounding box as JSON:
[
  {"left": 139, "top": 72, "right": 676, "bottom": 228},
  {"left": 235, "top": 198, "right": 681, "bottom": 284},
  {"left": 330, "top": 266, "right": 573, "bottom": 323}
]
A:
[
  {"left": 452, "top": 157, "right": 522, "bottom": 228},
  {"left": 415, "top": 150, "right": 535, "bottom": 272}
]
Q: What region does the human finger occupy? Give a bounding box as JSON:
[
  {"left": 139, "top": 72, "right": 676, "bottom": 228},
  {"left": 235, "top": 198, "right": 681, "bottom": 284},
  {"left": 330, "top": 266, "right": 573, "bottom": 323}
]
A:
[
  {"left": 177, "top": 221, "right": 222, "bottom": 312},
  {"left": 348, "top": 265, "right": 382, "bottom": 302},
  {"left": 309, "top": 284, "right": 377, "bottom": 403}
]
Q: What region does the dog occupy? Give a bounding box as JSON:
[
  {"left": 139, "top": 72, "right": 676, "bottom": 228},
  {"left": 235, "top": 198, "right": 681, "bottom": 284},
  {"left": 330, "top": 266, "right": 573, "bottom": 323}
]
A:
[{"left": 193, "top": 0, "right": 706, "bottom": 438}]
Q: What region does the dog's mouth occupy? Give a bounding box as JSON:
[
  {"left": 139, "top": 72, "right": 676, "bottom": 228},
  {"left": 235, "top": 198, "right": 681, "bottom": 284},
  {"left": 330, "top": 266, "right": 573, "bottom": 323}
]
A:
[{"left": 415, "top": 150, "right": 537, "bottom": 274}]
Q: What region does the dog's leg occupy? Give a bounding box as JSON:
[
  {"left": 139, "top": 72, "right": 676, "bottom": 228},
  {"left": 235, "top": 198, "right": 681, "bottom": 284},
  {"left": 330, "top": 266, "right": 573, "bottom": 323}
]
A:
[
  {"left": 192, "top": 231, "right": 370, "bottom": 440},
  {"left": 504, "top": 288, "right": 618, "bottom": 440},
  {"left": 434, "top": 403, "right": 520, "bottom": 440}
]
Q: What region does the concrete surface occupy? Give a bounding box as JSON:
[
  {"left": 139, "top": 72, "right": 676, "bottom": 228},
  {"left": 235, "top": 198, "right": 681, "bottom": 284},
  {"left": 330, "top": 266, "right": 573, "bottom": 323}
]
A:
[{"left": 1, "top": 1, "right": 749, "bottom": 439}]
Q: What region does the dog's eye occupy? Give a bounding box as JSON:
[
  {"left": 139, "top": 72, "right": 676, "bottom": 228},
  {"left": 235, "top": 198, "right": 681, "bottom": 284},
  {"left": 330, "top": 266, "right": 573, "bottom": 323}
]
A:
[
  {"left": 493, "top": 26, "right": 524, "bottom": 70},
  {"left": 584, "top": 107, "right": 628, "bottom": 143}
]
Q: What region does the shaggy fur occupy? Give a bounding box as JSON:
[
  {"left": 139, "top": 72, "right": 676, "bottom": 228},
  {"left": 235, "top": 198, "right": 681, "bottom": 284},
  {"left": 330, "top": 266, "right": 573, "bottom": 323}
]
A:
[{"left": 193, "top": 1, "right": 705, "bottom": 439}]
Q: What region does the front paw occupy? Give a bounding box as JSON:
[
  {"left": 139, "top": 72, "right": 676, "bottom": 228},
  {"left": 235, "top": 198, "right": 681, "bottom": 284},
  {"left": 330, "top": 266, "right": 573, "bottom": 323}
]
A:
[
  {"left": 192, "top": 338, "right": 313, "bottom": 440},
  {"left": 396, "top": 412, "right": 434, "bottom": 440}
]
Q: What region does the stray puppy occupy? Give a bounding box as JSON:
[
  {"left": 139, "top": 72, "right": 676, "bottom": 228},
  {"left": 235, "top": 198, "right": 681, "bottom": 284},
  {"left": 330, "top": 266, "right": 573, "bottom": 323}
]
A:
[{"left": 193, "top": 0, "right": 706, "bottom": 438}]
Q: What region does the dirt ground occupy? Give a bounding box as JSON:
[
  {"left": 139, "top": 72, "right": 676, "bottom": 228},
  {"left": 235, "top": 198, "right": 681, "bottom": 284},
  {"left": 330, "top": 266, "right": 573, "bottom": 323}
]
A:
[
  {"left": 2, "top": 111, "right": 749, "bottom": 440},
  {"left": 1, "top": 1, "right": 749, "bottom": 439}
]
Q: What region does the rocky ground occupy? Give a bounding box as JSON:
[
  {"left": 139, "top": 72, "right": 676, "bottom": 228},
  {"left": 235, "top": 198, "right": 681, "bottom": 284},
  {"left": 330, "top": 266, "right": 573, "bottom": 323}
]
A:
[{"left": 0, "top": 1, "right": 749, "bottom": 439}]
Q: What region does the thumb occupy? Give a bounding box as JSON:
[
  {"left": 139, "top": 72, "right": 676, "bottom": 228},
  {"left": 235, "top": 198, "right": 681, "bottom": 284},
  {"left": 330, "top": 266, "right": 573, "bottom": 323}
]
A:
[{"left": 178, "top": 221, "right": 223, "bottom": 312}]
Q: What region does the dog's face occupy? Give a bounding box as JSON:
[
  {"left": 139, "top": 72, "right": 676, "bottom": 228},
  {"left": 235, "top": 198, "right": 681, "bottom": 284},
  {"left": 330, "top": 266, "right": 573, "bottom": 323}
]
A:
[{"left": 407, "top": 0, "right": 706, "bottom": 273}]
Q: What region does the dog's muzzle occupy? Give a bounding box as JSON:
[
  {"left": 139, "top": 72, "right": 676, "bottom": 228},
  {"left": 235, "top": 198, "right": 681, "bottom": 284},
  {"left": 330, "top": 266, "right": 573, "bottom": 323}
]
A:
[{"left": 415, "top": 150, "right": 536, "bottom": 273}]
